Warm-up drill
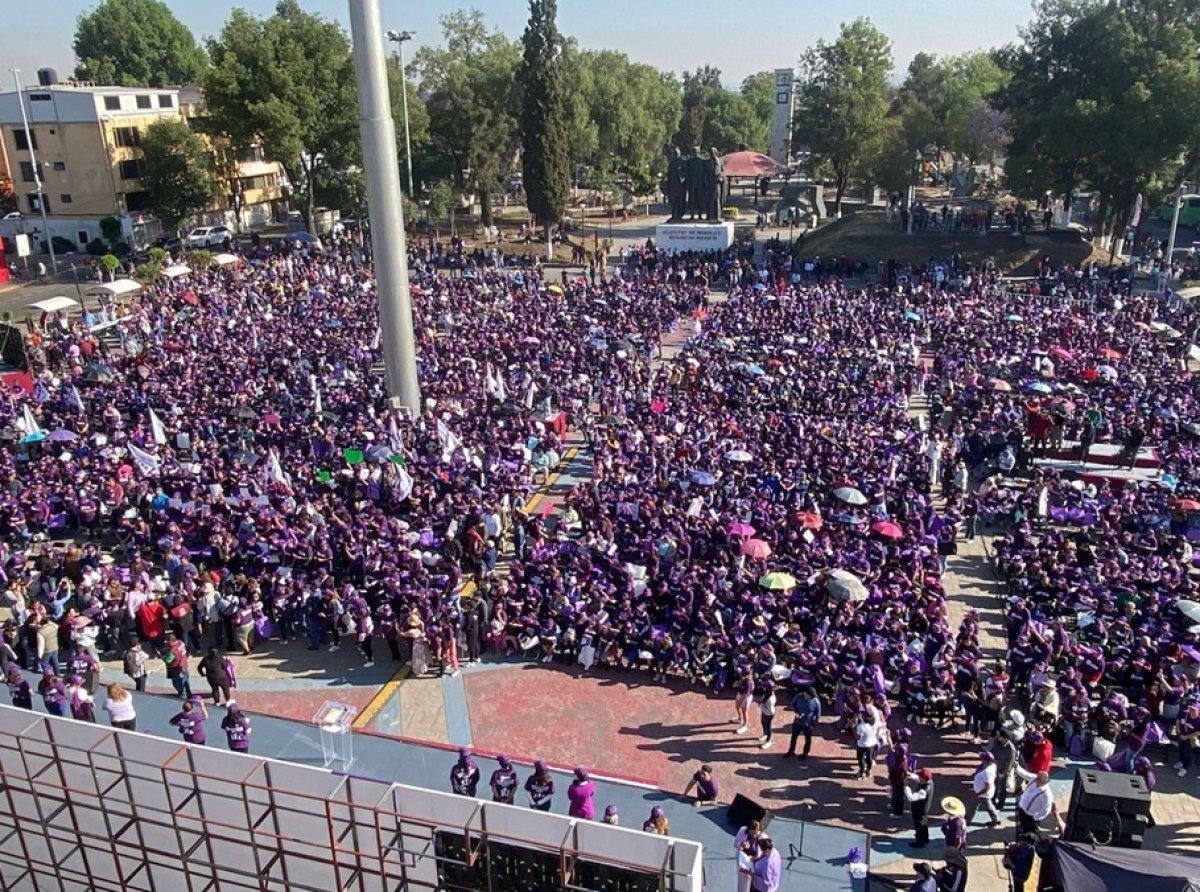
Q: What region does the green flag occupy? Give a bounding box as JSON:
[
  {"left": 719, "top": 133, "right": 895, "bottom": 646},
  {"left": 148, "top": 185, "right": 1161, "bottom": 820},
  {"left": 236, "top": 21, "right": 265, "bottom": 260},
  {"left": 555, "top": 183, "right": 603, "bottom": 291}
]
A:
[{"left": 343, "top": 448, "right": 365, "bottom": 465}]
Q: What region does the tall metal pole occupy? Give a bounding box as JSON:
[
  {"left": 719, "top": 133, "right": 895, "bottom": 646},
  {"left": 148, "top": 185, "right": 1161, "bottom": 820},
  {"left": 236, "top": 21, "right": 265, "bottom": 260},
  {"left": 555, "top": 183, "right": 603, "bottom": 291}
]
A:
[
  {"left": 349, "top": 0, "right": 421, "bottom": 414},
  {"left": 386, "top": 30, "right": 416, "bottom": 197},
  {"left": 11, "top": 68, "right": 57, "bottom": 274},
  {"left": 1165, "top": 189, "right": 1186, "bottom": 293}
]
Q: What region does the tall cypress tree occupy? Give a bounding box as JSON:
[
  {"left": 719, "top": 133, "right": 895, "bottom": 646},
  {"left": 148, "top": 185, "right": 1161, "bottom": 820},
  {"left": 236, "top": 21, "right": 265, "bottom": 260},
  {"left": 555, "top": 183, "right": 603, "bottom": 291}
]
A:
[{"left": 519, "top": 0, "right": 570, "bottom": 250}]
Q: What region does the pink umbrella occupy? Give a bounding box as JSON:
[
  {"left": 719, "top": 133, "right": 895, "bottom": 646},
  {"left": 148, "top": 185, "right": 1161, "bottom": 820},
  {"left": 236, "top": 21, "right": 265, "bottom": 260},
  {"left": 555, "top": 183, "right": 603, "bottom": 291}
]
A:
[
  {"left": 728, "top": 522, "right": 756, "bottom": 537},
  {"left": 1098, "top": 347, "right": 1123, "bottom": 361},
  {"left": 871, "top": 520, "right": 904, "bottom": 540},
  {"left": 1050, "top": 346, "right": 1074, "bottom": 362},
  {"left": 742, "top": 539, "right": 772, "bottom": 560},
  {"left": 650, "top": 399, "right": 666, "bottom": 414}
]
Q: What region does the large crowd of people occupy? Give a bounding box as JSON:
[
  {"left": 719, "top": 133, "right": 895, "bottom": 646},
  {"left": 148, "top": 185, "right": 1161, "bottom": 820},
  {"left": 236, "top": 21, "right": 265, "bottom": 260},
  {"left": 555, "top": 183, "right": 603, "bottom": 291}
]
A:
[{"left": 2, "top": 221, "right": 1199, "bottom": 890}]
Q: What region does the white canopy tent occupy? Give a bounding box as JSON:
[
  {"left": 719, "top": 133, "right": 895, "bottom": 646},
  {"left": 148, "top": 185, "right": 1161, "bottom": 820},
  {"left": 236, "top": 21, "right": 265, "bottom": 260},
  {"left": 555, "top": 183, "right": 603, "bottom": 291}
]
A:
[
  {"left": 161, "top": 264, "right": 192, "bottom": 280},
  {"left": 212, "top": 253, "right": 239, "bottom": 267},
  {"left": 27, "top": 296, "right": 82, "bottom": 314},
  {"left": 90, "top": 279, "right": 143, "bottom": 297}
]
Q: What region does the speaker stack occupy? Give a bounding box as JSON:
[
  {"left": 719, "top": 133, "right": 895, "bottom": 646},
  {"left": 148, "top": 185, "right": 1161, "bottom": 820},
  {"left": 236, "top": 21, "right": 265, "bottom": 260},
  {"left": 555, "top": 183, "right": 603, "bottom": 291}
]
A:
[
  {"left": 726, "top": 793, "right": 774, "bottom": 831},
  {"left": 1064, "top": 769, "right": 1152, "bottom": 848}
]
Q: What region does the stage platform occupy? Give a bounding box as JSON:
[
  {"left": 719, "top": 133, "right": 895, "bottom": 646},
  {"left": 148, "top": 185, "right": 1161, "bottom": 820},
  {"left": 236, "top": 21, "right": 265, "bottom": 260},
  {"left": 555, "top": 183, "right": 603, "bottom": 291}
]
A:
[{"left": 1, "top": 673, "right": 868, "bottom": 892}]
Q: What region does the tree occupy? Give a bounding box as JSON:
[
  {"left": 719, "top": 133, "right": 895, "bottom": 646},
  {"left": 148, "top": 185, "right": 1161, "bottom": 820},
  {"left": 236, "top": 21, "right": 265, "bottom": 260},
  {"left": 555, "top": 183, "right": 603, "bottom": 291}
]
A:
[
  {"left": 98, "top": 254, "right": 121, "bottom": 281},
  {"left": 794, "top": 18, "right": 893, "bottom": 216},
  {"left": 204, "top": 1, "right": 358, "bottom": 232},
  {"left": 998, "top": 0, "right": 1200, "bottom": 244},
  {"left": 413, "top": 10, "right": 522, "bottom": 226},
  {"left": 386, "top": 55, "right": 431, "bottom": 182},
  {"left": 0, "top": 174, "right": 15, "bottom": 216},
  {"left": 673, "top": 67, "right": 767, "bottom": 154},
  {"left": 519, "top": 0, "right": 570, "bottom": 249},
  {"left": 74, "top": 0, "right": 207, "bottom": 87},
  {"left": 139, "top": 120, "right": 217, "bottom": 234}
]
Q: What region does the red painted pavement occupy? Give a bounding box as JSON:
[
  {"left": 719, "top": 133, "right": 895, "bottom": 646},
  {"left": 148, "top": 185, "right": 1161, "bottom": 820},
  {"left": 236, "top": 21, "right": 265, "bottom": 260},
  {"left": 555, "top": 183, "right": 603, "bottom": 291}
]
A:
[{"left": 464, "top": 662, "right": 983, "bottom": 834}]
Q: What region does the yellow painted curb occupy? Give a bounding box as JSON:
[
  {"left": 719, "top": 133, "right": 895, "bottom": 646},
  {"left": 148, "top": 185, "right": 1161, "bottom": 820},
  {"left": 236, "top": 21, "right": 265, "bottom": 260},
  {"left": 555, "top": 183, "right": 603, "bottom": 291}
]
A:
[{"left": 353, "top": 665, "right": 411, "bottom": 729}]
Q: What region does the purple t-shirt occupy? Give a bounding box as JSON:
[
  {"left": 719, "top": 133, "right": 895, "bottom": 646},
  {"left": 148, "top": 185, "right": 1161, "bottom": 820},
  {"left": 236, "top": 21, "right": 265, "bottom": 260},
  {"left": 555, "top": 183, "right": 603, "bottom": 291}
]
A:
[
  {"left": 567, "top": 780, "right": 595, "bottom": 820},
  {"left": 692, "top": 771, "right": 718, "bottom": 801},
  {"left": 222, "top": 714, "right": 251, "bottom": 751},
  {"left": 171, "top": 710, "right": 207, "bottom": 744}
]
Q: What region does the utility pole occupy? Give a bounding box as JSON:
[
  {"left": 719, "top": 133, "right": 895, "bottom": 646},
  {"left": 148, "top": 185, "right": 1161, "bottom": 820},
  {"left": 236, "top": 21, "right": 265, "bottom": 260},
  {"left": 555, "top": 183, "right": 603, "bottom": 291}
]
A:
[
  {"left": 349, "top": 0, "right": 421, "bottom": 414},
  {"left": 11, "top": 68, "right": 57, "bottom": 275},
  {"left": 385, "top": 29, "right": 416, "bottom": 197}
]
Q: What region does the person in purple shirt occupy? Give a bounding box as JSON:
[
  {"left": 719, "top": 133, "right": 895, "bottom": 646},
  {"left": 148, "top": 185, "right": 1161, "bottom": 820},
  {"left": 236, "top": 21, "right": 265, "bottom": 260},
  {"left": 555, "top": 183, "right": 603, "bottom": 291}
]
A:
[
  {"left": 682, "top": 763, "right": 719, "bottom": 807},
  {"left": 6, "top": 666, "right": 32, "bottom": 709},
  {"left": 38, "top": 670, "right": 67, "bottom": 717},
  {"left": 67, "top": 644, "right": 100, "bottom": 695},
  {"left": 1175, "top": 702, "right": 1200, "bottom": 777},
  {"left": 567, "top": 767, "right": 596, "bottom": 819},
  {"left": 490, "top": 754, "right": 518, "bottom": 803},
  {"left": 169, "top": 698, "right": 209, "bottom": 745},
  {"left": 450, "top": 747, "right": 480, "bottom": 797},
  {"left": 221, "top": 701, "right": 252, "bottom": 752},
  {"left": 525, "top": 760, "right": 554, "bottom": 811},
  {"left": 66, "top": 675, "right": 96, "bottom": 722},
  {"left": 748, "top": 837, "right": 781, "bottom": 892}
]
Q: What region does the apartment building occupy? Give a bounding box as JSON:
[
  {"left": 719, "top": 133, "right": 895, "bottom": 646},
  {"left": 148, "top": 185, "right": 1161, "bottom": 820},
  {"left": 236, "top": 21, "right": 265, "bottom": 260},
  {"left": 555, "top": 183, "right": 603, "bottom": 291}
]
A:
[{"left": 0, "top": 74, "right": 286, "bottom": 251}]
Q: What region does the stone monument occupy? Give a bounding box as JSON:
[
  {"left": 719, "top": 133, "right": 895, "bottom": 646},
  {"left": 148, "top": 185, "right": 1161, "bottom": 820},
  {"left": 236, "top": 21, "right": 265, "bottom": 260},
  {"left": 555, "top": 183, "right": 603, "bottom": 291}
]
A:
[{"left": 661, "top": 144, "right": 727, "bottom": 223}]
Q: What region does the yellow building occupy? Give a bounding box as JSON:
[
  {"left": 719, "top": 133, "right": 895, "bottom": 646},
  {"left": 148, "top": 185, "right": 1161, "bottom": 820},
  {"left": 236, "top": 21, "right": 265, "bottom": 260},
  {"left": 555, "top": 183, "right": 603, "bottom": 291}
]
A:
[{"left": 0, "top": 79, "right": 286, "bottom": 250}]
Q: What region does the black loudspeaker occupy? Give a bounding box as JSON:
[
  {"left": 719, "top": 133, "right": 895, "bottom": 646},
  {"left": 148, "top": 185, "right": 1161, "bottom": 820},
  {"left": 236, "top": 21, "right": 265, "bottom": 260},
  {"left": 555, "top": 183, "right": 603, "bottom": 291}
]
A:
[
  {"left": 727, "top": 793, "right": 773, "bottom": 831},
  {"left": 1064, "top": 769, "right": 1152, "bottom": 849}
]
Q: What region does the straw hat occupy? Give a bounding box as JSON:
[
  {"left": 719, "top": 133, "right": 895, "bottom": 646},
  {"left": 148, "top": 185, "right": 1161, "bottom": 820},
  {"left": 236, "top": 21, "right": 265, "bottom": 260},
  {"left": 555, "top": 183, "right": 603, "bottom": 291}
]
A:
[{"left": 941, "top": 796, "right": 966, "bottom": 818}]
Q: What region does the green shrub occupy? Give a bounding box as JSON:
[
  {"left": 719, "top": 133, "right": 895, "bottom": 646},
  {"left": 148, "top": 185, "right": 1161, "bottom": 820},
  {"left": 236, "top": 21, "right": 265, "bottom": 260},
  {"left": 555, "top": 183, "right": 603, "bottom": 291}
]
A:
[{"left": 85, "top": 238, "right": 109, "bottom": 256}]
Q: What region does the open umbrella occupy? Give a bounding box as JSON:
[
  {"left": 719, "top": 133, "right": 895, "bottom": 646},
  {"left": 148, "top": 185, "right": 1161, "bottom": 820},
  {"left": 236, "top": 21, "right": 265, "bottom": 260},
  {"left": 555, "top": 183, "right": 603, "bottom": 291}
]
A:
[
  {"left": 725, "top": 449, "right": 753, "bottom": 463},
  {"left": 688, "top": 470, "right": 717, "bottom": 486},
  {"left": 1026, "top": 382, "right": 1052, "bottom": 395},
  {"left": 833, "top": 486, "right": 868, "bottom": 506},
  {"left": 759, "top": 571, "right": 798, "bottom": 591},
  {"left": 1173, "top": 499, "right": 1200, "bottom": 512},
  {"left": 1005, "top": 313, "right": 1023, "bottom": 322},
  {"left": 826, "top": 569, "right": 868, "bottom": 603},
  {"left": 20, "top": 431, "right": 46, "bottom": 444},
  {"left": 798, "top": 511, "right": 824, "bottom": 531},
  {"left": 48, "top": 429, "right": 77, "bottom": 442},
  {"left": 742, "top": 539, "right": 772, "bottom": 560},
  {"left": 1097, "top": 364, "right": 1118, "bottom": 380},
  {"left": 228, "top": 407, "right": 258, "bottom": 420},
  {"left": 1098, "top": 347, "right": 1123, "bottom": 360},
  {"left": 727, "top": 522, "right": 756, "bottom": 537},
  {"left": 1050, "top": 346, "right": 1074, "bottom": 362},
  {"left": 904, "top": 310, "right": 920, "bottom": 322},
  {"left": 871, "top": 520, "right": 904, "bottom": 540},
  {"left": 989, "top": 378, "right": 1011, "bottom": 392},
  {"left": 1178, "top": 600, "right": 1200, "bottom": 624},
  {"left": 597, "top": 415, "right": 624, "bottom": 427}
]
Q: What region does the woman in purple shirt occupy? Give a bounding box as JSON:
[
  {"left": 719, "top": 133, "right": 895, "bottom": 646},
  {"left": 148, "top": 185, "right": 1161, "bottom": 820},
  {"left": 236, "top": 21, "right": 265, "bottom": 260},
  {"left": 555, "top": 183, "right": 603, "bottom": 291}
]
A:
[
  {"left": 39, "top": 670, "right": 67, "bottom": 717},
  {"left": 221, "top": 701, "right": 252, "bottom": 752},
  {"left": 169, "top": 698, "right": 209, "bottom": 745},
  {"left": 7, "top": 666, "right": 32, "bottom": 710},
  {"left": 566, "top": 767, "right": 596, "bottom": 820},
  {"left": 525, "top": 760, "right": 555, "bottom": 811},
  {"left": 490, "top": 754, "right": 518, "bottom": 803}
]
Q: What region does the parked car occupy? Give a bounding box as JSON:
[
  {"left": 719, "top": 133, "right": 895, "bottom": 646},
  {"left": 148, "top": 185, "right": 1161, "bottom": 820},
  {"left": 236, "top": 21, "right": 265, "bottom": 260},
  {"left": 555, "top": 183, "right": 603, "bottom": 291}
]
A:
[{"left": 185, "top": 225, "right": 231, "bottom": 248}]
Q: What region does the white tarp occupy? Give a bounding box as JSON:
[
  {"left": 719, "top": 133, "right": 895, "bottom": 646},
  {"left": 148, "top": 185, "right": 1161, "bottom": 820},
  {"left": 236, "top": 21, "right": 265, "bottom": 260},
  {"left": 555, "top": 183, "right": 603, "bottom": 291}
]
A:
[
  {"left": 27, "top": 296, "right": 81, "bottom": 314},
  {"left": 213, "top": 253, "right": 239, "bottom": 267},
  {"left": 161, "top": 264, "right": 192, "bottom": 279},
  {"left": 91, "top": 279, "right": 143, "bottom": 297}
]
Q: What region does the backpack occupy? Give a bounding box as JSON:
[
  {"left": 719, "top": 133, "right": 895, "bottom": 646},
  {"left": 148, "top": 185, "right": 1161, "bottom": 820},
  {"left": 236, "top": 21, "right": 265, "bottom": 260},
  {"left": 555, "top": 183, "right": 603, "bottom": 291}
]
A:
[
  {"left": 217, "top": 596, "right": 237, "bottom": 618},
  {"left": 123, "top": 650, "right": 139, "bottom": 677}
]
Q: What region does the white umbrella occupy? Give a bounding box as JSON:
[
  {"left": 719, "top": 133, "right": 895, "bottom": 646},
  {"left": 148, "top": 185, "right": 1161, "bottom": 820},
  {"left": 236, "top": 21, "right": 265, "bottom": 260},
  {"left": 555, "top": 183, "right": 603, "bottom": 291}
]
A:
[
  {"left": 826, "top": 570, "right": 868, "bottom": 603},
  {"left": 1178, "top": 600, "right": 1200, "bottom": 624},
  {"left": 833, "top": 486, "right": 868, "bottom": 506},
  {"left": 725, "top": 449, "right": 753, "bottom": 463}
]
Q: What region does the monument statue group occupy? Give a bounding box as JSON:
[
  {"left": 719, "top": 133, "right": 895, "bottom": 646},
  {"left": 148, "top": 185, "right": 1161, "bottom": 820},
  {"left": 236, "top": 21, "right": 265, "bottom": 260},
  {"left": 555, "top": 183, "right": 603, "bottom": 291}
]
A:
[{"left": 662, "top": 145, "right": 727, "bottom": 223}]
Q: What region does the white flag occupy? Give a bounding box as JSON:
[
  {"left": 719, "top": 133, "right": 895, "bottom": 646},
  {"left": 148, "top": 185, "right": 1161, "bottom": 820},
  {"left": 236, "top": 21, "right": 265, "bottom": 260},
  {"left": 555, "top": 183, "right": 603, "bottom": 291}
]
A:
[
  {"left": 267, "top": 448, "right": 291, "bottom": 487},
  {"left": 436, "top": 418, "right": 462, "bottom": 457},
  {"left": 127, "top": 443, "right": 161, "bottom": 476},
  {"left": 68, "top": 386, "right": 85, "bottom": 413},
  {"left": 485, "top": 364, "right": 508, "bottom": 401},
  {"left": 387, "top": 415, "right": 405, "bottom": 455},
  {"left": 149, "top": 409, "right": 168, "bottom": 446},
  {"left": 395, "top": 463, "right": 414, "bottom": 501},
  {"left": 371, "top": 326, "right": 382, "bottom": 351},
  {"left": 21, "top": 405, "right": 41, "bottom": 435},
  {"left": 311, "top": 374, "right": 323, "bottom": 416}
]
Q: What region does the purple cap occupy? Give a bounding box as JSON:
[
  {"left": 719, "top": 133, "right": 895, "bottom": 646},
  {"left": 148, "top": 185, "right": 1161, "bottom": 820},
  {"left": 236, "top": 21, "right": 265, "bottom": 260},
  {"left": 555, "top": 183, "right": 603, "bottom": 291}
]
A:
[
  {"left": 497, "top": 754, "right": 511, "bottom": 768},
  {"left": 604, "top": 804, "right": 618, "bottom": 817},
  {"left": 534, "top": 759, "right": 548, "bottom": 773},
  {"left": 574, "top": 767, "right": 589, "bottom": 781}
]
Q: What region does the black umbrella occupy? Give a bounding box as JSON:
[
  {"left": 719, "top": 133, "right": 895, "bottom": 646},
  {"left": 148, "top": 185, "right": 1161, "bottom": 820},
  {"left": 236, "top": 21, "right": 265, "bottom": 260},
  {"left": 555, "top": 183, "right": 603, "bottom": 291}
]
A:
[{"left": 228, "top": 407, "right": 258, "bottom": 420}]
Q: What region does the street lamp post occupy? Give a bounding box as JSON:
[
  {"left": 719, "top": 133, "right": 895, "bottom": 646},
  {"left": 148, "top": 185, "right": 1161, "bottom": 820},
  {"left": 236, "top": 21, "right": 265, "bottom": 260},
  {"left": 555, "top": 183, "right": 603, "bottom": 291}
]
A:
[
  {"left": 11, "top": 68, "right": 57, "bottom": 275},
  {"left": 350, "top": 0, "right": 421, "bottom": 414},
  {"left": 385, "top": 29, "right": 416, "bottom": 197}
]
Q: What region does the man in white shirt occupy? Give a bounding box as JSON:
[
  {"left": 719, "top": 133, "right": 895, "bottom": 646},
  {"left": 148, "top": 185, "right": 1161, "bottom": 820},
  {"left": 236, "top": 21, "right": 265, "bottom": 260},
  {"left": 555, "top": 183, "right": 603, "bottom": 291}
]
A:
[
  {"left": 1016, "top": 771, "right": 1061, "bottom": 836},
  {"left": 972, "top": 751, "right": 1001, "bottom": 826}
]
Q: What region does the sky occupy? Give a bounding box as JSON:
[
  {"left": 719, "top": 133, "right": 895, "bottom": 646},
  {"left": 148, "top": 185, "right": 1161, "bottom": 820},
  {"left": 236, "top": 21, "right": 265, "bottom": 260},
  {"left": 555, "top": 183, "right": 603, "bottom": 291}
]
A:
[{"left": 7, "top": 0, "right": 1035, "bottom": 89}]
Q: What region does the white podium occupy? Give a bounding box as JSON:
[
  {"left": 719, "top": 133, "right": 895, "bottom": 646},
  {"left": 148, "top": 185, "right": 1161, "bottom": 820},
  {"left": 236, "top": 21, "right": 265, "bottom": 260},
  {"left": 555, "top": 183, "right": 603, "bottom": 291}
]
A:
[{"left": 314, "top": 701, "right": 357, "bottom": 772}]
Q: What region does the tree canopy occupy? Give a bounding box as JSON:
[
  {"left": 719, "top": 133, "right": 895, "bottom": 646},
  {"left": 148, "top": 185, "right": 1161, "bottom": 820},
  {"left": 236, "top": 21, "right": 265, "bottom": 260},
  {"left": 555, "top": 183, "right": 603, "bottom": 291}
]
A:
[
  {"left": 203, "top": 0, "right": 357, "bottom": 231},
  {"left": 519, "top": 0, "right": 570, "bottom": 233},
  {"left": 794, "top": 18, "right": 893, "bottom": 216},
  {"left": 138, "top": 119, "right": 217, "bottom": 233},
  {"left": 74, "top": 0, "right": 207, "bottom": 87},
  {"left": 672, "top": 67, "right": 770, "bottom": 154}
]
